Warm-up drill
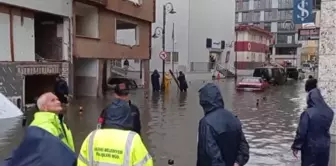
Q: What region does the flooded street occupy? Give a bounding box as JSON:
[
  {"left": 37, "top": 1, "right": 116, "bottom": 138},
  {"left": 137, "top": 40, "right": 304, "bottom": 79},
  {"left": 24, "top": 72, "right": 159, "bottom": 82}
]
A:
[{"left": 0, "top": 78, "right": 307, "bottom": 165}]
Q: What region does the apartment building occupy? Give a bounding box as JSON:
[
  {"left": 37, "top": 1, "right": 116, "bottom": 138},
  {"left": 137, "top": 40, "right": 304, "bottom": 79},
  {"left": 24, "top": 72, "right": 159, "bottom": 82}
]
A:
[
  {"left": 73, "top": 0, "right": 154, "bottom": 96},
  {"left": 0, "top": 0, "right": 72, "bottom": 108},
  {"left": 235, "top": 0, "right": 301, "bottom": 64}
]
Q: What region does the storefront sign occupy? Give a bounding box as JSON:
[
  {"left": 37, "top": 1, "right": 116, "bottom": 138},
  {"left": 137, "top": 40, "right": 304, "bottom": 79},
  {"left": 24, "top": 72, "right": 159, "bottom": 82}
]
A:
[
  {"left": 298, "top": 28, "right": 320, "bottom": 40},
  {"left": 17, "top": 64, "right": 60, "bottom": 75}
]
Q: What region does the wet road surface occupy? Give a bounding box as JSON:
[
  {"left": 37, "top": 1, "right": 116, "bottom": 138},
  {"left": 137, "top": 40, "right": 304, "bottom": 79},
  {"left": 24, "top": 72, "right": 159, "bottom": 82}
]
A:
[{"left": 0, "top": 78, "right": 309, "bottom": 165}]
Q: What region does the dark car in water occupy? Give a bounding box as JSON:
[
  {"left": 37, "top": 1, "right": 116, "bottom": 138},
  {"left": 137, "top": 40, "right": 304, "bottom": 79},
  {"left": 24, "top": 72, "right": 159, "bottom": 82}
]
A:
[
  {"left": 236, "top": 77, "right": 269, "bottom": 91},
  {"left": 286, "top": 67, "right": 299, "bottom": 80},
  {"left": 253, "top": 66, "right": 287, "bottom": 85}
]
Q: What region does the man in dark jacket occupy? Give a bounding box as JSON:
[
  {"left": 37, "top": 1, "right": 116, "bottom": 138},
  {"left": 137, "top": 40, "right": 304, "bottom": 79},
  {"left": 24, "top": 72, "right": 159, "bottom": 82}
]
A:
[
  {"left": 291, "top": 88, "right": 334, "bottom": 166},
  {"left": 109, "top": 83, "right": 141, "bottom": 135},
  {"left": 151, "top": 69, "right": 160, "bottom": 92},
  {"left": 177, "top": 71, "right": 188, "bottom": 92},
  {"left": 305, "top": 77, "right": 317, "bottom": 92},
  {"left": 197, "top": 83, "right": 249, "bottom": 166},
  {"left": 54, "top": 76, "right": 69, "bottom": 104}
]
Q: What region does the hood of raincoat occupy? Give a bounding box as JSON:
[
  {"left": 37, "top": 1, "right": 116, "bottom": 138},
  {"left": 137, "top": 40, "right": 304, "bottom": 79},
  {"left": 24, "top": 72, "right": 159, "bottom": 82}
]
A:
[
  {"left": 2, "top": 126, "right": 76, "bottom": 166},
  {"left": 103, "top": 98, "right": 133, "bottom": 130},
  {"left": 307, "top": 88, "right": 332, "bottom": 111},
  {"left": 152, "top": 70, "right": 159, "bottom": 75},
  {"left": 198, "top": 83, "right": 224, "bottom": 114}
]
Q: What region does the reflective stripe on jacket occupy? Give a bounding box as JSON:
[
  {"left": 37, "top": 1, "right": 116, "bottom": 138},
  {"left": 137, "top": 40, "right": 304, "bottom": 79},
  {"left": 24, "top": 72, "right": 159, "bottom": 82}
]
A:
[
  {"left": 30, "top": 112, "right": 75, "bottom": 151},
  {"left": 78, "top": 129, "right": 153, "bottom": 166}
]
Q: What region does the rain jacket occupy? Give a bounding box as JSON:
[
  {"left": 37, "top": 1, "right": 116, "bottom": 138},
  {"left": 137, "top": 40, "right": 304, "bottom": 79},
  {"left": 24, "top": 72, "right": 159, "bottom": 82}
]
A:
[
  {"left": 151, "top": 70, "right": 160, "bottom": 91},
  {"left": 177, "top": 73, "right": 188, "bottom": 91},
  {"left": 129, "top": 100, "right": 142, "bottom": 135},
  {"left": 101, "top": 98, "right": 134, "bottom": 131},
  {"left": 3, "top": 112, "right": 76, "bottom": 166},
  {"left": 197, "top": 83, "right": 249, "bottom": 166},
  {"left": 291, "top": 88, "right": 334, "bottom": 166}
]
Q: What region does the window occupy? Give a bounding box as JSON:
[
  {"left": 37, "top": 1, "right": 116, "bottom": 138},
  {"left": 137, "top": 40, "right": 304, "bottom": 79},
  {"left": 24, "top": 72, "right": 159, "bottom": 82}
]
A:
[
  {"left": 277, "top": 22, "right": 295, "bottom": 31},
  {"left": 279, "top": 0, "right": 293, "bottom": 8},
  {"left": 277, "top": 34, "right": 295, "bottom": 44},
  {"left": 264, "top": 11, "right": 273, "bottom": 21},
  {"left": 278, "top": 10, "right": 293, "bottom": 20},
  {"left": 236, "top": 0, "right": 249, "bottom": 11},
  {"left": 264, "top": 22, "right": 271, "bottom": 31},
  {"left": 242, "top": 12, "right": 250, "bottom": 22},
  {"left": 235, "top": 14, "right": 238, "bottom": 22},
  {"left": 265, "top": 0, "right": 272, "bottom": 9},
  {"left": 166, "top": 52, "right": 179, "bottom": 63},
  {"left": 116, "top": 20, "right": 138, "bottom": 46},
  {"left": 254, "top": 0, "right": 261, "bottom": 9},
  {"left": 75, "top": 2, "right": 99, "bottom": 38},
  {"left": 252, "top": 12, "right": 261, "bottom": 21}
]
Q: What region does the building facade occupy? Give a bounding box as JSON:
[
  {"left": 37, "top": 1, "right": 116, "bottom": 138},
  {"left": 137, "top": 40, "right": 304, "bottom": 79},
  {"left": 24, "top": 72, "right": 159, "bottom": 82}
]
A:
[
  {"left": 125, "top": 0, "right": 236, "bottom": 76},
  {"left": 235, "top": 0, "right": 302, "bottom": 65},
  {"left": 73, "top": 0, "right": 154, "bottom": 96},
  {"left": 235, "top": 25, "right": 272, "bottom": 75},
  {"left": 0, "top": 0, "right": 72, "bottom": 108}
]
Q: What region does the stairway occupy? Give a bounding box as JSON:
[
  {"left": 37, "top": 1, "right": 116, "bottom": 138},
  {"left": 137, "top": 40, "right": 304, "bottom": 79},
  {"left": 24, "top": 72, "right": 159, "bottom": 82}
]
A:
[
  {"left": 109, "top": 60, "right": 142, "bottom": 86},
  {"left": 216, "top": 63, "right": 235, "bottom": 77}
]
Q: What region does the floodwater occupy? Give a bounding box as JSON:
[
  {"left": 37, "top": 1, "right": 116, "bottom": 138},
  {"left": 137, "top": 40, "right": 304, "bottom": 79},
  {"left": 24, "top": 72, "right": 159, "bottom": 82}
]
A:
[{"left": 0, "top": 78, "right": 308, "bottom": 165}]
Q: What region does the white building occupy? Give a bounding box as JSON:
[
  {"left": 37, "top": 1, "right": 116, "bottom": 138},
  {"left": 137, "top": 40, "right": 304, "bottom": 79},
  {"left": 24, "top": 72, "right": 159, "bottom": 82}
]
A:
[
  {"left": 126, "top": 0, "right": 236, "bottom": 77},
  {"left": 0, "top": 0, "right": 72, "bottom": 106}
]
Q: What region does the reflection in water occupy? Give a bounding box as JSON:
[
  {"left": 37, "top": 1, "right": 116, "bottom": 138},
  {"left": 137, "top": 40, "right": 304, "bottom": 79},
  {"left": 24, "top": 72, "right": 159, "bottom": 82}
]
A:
[{"left": 0, "top": 79, "right": 307, "bottom": 165}]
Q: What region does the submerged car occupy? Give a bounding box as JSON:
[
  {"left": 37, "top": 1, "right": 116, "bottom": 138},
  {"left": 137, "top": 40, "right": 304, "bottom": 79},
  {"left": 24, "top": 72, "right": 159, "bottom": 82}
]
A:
[{"left": 236, "top": 77, "right": 269, "bottom": 91}]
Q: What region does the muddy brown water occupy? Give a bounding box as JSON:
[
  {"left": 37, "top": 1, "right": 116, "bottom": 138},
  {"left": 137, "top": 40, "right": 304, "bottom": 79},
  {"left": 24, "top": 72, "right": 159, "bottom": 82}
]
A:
[{"left": 0, "top": 79, "right": 307, "bottom": 165}]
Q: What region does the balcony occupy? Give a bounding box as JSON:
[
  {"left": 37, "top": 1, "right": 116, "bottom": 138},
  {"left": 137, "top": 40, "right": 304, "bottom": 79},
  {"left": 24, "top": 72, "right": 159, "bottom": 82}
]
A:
[{"left": 76, "top": 0, "right": 107, "bottom": 7}]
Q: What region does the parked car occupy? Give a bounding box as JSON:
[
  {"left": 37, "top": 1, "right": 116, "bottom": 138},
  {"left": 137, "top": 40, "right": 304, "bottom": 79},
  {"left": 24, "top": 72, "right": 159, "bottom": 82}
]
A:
[
  {"left": 286, "top": 67, "right": 299, "bottom": 80},
  {"left": 236, "top": 77, "right": 269, "bottom": 91},
  {"left": 253, "top": 66, "right": 287, "bottom": 85},
  {"left": 107, "top": 77, "right": 137, "bottom": 90}
]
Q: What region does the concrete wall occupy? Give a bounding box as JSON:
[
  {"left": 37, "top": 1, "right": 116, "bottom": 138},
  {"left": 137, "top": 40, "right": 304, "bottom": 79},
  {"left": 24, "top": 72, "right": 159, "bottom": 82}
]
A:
[
  {"left": 188, "top": 0, "right": 236, "bottom": 65},
  {"left": 0, "top": 13, "right": 10, "bottom": 61},
  {"left": 74, "top": 58, "right": 99, "bottom": 96},
  {"left": 13, "top": 15, "right": 34, "bottom": 61},
  {"left": 318, "top": 0, "right": 336, "bottom": 136},
  {"left": 0, "top": 0, "right": 72, "bottom": 17},
  {"left": 0, "top": 12, "right": 34, "bottom": 62}
]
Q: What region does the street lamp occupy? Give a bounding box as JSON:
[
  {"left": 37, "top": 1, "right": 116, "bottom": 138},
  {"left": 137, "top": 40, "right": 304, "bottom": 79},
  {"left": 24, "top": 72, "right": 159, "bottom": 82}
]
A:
[{"left": 152, "top": 2, "right": 176, "bottom": 91}]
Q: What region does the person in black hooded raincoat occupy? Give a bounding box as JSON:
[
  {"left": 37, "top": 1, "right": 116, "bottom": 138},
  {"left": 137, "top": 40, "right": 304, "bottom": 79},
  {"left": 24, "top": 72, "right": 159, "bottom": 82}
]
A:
[
  {"left": 291, "top": 88, "right": 334, "bottom": 166},
  {"left": 151, "top": 69, "right": 160, "bottom": 92},
  {"left": 177, "top": 71, "right": 188, "bottom": 92},
  {"left": 197, "top": 83, "right": 249, "bottom": 166}
]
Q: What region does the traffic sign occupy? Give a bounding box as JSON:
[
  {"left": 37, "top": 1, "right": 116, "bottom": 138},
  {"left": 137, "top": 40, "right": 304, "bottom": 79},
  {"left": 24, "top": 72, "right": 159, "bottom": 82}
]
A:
[{"left": 159, "top": 51, "right": 167, "bottom": 60}]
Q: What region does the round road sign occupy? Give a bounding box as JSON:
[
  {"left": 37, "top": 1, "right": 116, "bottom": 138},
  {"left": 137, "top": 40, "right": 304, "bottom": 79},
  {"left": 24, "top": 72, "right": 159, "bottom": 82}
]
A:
[
  {"left": 159, "top": 51, "right": 167, "bottom": 60},
  {"left": 248, "top": 43, "right": 251, "bottom": 51}
]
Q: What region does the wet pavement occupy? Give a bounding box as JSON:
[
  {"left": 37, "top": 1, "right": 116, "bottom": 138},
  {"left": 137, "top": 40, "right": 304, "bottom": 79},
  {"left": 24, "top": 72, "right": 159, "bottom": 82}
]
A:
[{"left": 0, "top": 78, "right": 321, "bottom": 165}]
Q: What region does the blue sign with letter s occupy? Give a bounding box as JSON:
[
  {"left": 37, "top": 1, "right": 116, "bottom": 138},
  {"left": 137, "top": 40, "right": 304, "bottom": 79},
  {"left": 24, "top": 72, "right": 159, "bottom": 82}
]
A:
[{"left": 293, "top": 0, "right": 313, "bottom": 24}]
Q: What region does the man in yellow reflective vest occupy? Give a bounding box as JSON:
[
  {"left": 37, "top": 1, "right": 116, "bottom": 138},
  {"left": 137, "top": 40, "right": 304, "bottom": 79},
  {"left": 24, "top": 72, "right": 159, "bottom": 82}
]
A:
[
  {"left": 77, "top": 94, "right": 153, "bottom": 166},
  {"left": 4, "top": 92, "right": 76, "bottom": 166}
]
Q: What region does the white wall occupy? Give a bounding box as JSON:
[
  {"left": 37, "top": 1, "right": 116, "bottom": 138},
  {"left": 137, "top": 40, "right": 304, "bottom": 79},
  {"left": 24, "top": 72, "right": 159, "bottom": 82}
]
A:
[
  {"left": 75, "top": 2, "right": 99, "bottom": 38},
  {"left": 0, "top": 13, "right": 11, "bottom": 61},
  {"left": 150, "top": 0, "right": 190, "bottom": 72},
  {"left": 188, "top": 0, "right": 236, "bottom": 66},
  {"left": 74, "top": 58, "right": 98, "bottom": 77},
  {"left": 0, "top": 0, "right": 72, "bottom": 17},
  {"left": 13, "top": 15, "right": 34, "bottom": 61},
  {"left": 59, "top": 18, "right": 72, "bottom": 62}
]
